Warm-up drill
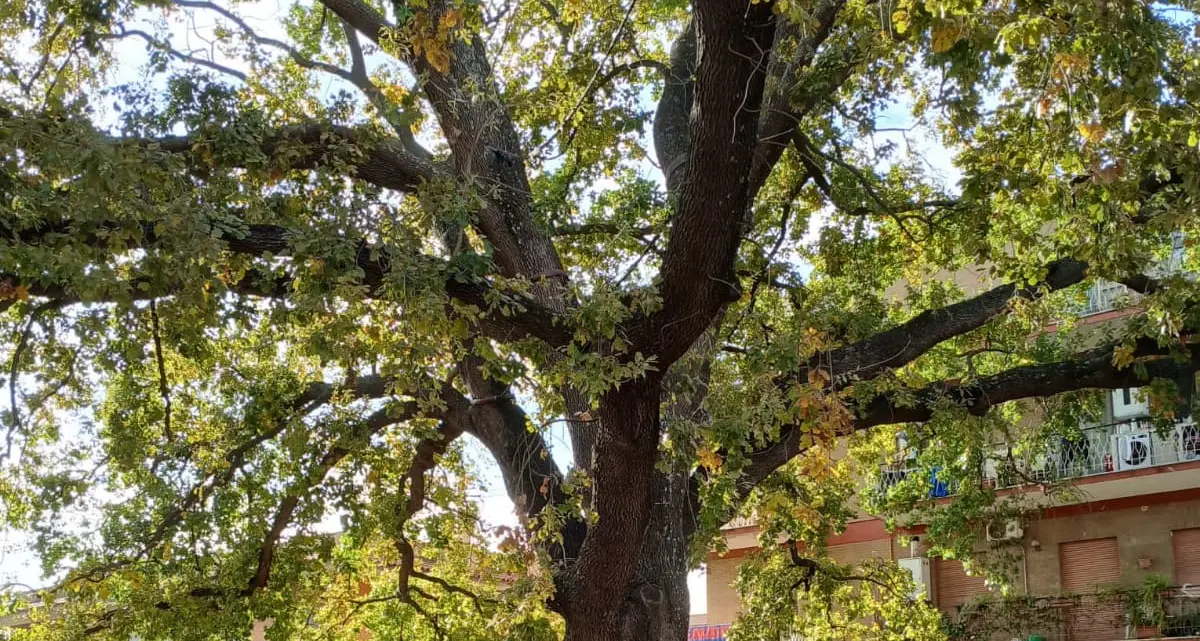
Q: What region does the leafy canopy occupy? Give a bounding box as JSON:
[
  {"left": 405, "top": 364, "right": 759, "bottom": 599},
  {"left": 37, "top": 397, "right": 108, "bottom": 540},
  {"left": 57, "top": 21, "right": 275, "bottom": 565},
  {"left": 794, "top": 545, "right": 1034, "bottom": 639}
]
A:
[{"left": 1, "top": 0, "right": 1200, "bottom": 638}]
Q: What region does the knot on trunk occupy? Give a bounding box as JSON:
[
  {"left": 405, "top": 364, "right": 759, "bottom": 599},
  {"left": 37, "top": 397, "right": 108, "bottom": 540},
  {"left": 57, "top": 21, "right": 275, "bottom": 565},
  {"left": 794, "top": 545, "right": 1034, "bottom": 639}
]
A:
[{"left": 620, "top": 581, "right": 667, "bottom": 639}]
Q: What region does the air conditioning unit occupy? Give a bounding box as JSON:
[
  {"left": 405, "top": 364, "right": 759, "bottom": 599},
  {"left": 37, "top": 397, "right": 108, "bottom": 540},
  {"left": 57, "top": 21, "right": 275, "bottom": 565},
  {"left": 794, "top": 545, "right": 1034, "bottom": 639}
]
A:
[
  {"left": 986, "top": 519, "right": 1024, "bottom": 542},
  {"left": 898, "top": 556, "right": 931, "bottom": 600},
  {"left": 1113, "top": 432, "right": 1152, "bottom": 470}
]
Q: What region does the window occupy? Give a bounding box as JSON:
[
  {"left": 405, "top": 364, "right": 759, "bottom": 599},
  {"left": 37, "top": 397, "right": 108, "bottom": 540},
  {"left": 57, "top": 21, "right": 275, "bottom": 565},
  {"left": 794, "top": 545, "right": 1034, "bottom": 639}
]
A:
[
  {"left": 1111, "top": 387, "right": 1148, "bottom": 419},
  {"left": 1174, "top": 528, "right": 1200, "bottom": 586}
]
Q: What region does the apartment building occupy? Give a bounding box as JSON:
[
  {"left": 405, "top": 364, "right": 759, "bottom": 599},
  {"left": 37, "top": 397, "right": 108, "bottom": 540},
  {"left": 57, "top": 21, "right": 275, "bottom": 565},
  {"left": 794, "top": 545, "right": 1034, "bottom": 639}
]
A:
[{"left": 699, "top": 275, "right": 1200, "bottom": 641}]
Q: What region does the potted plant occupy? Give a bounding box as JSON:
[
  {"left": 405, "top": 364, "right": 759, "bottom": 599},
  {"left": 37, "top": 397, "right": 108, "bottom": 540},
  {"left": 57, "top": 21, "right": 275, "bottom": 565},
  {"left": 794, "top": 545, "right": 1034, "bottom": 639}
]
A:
[{"left": 1124, "top": 575, "right": 1169, "bottom": 639}]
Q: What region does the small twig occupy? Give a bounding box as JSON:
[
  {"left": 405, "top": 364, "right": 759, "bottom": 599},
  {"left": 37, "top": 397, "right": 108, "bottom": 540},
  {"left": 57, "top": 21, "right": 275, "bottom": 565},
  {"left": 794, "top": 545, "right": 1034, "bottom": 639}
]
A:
[
  {"left": 411, "top": 570, "right": 486, "bottom": 614},
  {"left": 534, "top": 0, "right": 641, "bottom": 159},
  {"left": 615, "top": 232, "right": 662, "bottom": 285},
  {"left": 149, "top": 299, "right": 172, "bottom": 442}
]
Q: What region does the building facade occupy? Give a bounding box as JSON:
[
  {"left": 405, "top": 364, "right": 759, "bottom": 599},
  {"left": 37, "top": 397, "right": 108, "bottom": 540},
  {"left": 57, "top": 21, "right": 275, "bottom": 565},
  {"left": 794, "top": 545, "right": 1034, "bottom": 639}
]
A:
[{"left": 701, "top": 279, "right": 1200, "bottom": 641}]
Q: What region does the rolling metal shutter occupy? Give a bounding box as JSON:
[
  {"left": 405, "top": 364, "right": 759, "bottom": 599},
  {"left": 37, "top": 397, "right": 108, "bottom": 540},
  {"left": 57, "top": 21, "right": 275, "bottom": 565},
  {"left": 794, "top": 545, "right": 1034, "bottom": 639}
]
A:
[
  {"left": 1060, "top": 537, "right": 1121, "bottom": 591},
  {"left": 1174, "top": 528, "right": 1200, "bottom": 585},
  {"left": 935, "top": 559, "right": 989, "bottom": 611},
  {"left": 1060, "top": 538, "right": 1122, "bottom": 641}
]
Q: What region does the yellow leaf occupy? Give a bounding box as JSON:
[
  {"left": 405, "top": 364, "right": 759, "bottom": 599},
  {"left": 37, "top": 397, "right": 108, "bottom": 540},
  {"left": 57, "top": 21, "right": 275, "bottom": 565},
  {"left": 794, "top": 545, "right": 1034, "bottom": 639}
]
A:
[
  {"left": 1112, "top": 344, "right": 1135, "bottom": 369},
  {"left": 441, "top": 9, "right": 461, "bottom": 29},
  {"left": 426, "top": 44, "right": 451, "bottom": 74},
  {"left": 1078, "top": 121, "right": 1107, "bottom": 144},
  {"left": 931, "top": 22, "right": 961, "bottom": 53},
  {"left": 697, "top": 447, "right": 723, "bottom": 471},
  {"left": 1035, "top": 94, "right": 1053, "bottom": 118},
  {"left": 891, "top": 10, "right": 910, "bottom": 34}
]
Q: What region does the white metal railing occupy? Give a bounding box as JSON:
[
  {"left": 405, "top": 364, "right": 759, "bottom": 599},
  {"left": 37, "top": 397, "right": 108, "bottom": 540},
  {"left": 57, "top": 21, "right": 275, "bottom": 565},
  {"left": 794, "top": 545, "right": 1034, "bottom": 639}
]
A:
[
  {"left": 1082, "top": 280, "right": 1132, "bottom": 316},
  {"left": 722, "top": 514, "right": 757, "bottom": 530},
  {"left": 877, "top": 418, "right": 1200, "bottom": 495},
  {"left": 985, "top": 418, "right": 1200, "bottom": 487},
  {"left": 1078, "top": 232, "right": 1187, "bottom": 317}
]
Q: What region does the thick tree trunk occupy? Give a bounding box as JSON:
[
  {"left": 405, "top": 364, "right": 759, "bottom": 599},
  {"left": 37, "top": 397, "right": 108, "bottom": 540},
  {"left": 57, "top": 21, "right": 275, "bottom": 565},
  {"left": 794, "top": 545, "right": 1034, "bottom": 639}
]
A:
[
  {"left": 562, "top": 332, "right": 715, "bottom": 641},
  {"left": 562, "top": 379, "right": 665, "bottom": 641},
  {"left": 615, "top": 470, "right": 695, "bottom": 641},
  {"left": 562, "top": 468, "right": 695, "bottom": 641}
]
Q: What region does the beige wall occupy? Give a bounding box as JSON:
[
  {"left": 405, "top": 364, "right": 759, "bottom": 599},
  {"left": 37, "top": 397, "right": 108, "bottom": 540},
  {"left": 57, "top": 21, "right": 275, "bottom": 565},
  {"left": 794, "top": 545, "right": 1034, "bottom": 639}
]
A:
[
  {"left": 1024, "top": 497, "right": 1200, "bottom": 594},
  {"left": 706, "top": 556, "right": 743, "bottom": 625},
  {"left": 706, "top": 495, "right": 1200, "bottom": 623}
]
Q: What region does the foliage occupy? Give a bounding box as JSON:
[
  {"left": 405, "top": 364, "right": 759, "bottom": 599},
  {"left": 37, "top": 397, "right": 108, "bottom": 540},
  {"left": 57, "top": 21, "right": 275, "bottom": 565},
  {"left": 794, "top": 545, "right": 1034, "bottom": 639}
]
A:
[{"left": 0, "top": 0, "right": 1199, "bottom": 639}]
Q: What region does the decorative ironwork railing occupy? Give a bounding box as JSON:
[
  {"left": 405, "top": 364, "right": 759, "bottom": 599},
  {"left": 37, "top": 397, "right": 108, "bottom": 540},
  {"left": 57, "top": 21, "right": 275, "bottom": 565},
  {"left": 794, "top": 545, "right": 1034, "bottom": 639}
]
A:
[{"left": 877, "top": 418, "right": 1200, "bottom": 496}]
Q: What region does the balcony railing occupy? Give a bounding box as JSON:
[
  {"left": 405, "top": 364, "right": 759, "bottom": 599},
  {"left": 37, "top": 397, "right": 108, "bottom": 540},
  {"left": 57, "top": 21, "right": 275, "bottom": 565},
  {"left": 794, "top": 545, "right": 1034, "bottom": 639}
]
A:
[
  {"left": 1078, "top": 232, "right": 1186, "bottom": 317},
  {"left": 877, "top": 418, "right": 1200, "bottom": 496},
  {"left": 1082, "top": 280, "right": 1135, "bottom": 316},
  {"left": 946, "top": 588, "right": 1200, "bottom": 641},
  {"left": 985, "top": 418, "right": 1200, "bottom": 487}
]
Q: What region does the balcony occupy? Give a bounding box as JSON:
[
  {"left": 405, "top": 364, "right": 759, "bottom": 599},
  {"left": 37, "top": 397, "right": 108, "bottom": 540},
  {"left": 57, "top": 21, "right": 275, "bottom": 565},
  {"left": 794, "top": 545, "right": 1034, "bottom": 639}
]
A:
[
  {"left": 1078, "top": 232, "right": 1186, "bottom": 317},
  {"left": 876, "top": 418, "right": 1200, "bottom": 497},
  {"left": 984, "top": 418, "right": 1200, "bottom": 488}
]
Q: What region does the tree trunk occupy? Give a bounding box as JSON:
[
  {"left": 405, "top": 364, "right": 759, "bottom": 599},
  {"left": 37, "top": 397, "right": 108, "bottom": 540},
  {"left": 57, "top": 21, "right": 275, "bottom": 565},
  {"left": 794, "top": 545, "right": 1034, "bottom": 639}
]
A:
[
  {"left": 562, "top": 379, "right": 666, "bottom": 641},
  {"left": 616, "top": 469, "right": 695, "bottom": 641},
  {"left": 563, "top": 333, "right": 715, "bottom": 641},
  {"left": 562, "top": 467, "right": 696, "bottom": 641}
]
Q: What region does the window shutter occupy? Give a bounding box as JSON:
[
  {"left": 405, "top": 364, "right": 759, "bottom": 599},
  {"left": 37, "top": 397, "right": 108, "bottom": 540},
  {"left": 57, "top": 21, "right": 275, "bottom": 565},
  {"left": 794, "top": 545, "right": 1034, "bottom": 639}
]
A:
[
  {"left": 935, "top": 559, "right": 989, "bottom": 612},
  {"left": 1174, "top": 528, "right": 1200, "bottom": 586},
  {"left": 1060, "top": 538, "right": 1122, "bottom": 641}
]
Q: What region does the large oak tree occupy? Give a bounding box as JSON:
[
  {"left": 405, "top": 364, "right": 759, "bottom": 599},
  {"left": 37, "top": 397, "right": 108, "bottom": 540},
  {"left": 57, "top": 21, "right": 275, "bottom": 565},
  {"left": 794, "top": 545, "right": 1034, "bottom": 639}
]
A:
[{"left": 1, "top": 0, "right": 1199, "bottom": 639}]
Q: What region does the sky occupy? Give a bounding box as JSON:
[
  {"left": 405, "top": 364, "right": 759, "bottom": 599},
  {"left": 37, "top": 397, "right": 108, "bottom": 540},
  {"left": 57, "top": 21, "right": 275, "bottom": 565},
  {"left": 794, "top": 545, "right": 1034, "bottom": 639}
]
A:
[{"left": 0, "top": 0, "right": 966, "bottom": 619}]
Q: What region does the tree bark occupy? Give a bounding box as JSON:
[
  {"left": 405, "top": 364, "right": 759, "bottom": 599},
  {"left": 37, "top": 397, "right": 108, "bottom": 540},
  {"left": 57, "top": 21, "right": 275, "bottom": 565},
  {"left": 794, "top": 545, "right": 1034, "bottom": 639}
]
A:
[
  {"left": 562, "top": 377, "right": 664, "bottom": 641},
  {"left": 562, "top": 466, "right": 697, "bottom": 641},
  {"left": 614, "top": 470, "right": 696, "bottom": 641}
]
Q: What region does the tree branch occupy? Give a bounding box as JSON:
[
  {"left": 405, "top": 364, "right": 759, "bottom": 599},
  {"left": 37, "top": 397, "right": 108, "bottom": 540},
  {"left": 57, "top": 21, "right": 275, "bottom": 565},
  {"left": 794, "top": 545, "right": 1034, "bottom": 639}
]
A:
[
  {"left": 3, "top": 214, "right": 575, "bottom": 348},
  {"left": 651, "top": 20, "right": 696, "bottom": 194},
  {"left": 108, "top": 28, "right": 249, "bottom": 81},
  {"left": 741, "top": 335, "right": 1200, "bottom": 496},
  {"left": 145, "top": 122, "right": 440, "bottom": 192},
  {"left": 634, "top": 1, "right": 777, "bottom": 366},
  {"left": 249, "top": 380, "right": 462, "bottom": 592},
  {"left": 805, "top": 258, "right": 1091, "bottom": 386},
  {"left": 747, "top": 0, "right": 847, "bottom": 196}
]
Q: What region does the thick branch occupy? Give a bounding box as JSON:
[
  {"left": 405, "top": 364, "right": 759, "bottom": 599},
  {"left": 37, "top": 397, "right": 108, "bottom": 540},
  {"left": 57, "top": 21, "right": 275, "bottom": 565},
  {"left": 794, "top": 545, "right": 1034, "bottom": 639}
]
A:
[
  {"left": 147, "top": 122, "right": 439, "bottom": 192},
  {"left": 741, "top": 336, "right": 1200, "bottom": 494},
  {"left": 808, "top": 258, "right": 1090, "bottom": 386},
  {"left": 4, "top": 217, "right": 574, "bottom": 347},
  {"left": 651, "top": 20, "right": 696, "bottom": 194},
  {"left": 636, "top": 1, "right": 777, "bottom": 365}
]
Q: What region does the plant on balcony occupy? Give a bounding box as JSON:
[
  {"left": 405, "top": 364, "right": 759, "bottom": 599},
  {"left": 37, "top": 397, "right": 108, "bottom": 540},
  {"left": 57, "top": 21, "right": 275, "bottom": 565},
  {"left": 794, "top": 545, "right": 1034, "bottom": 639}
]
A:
[{"left": 1122, "top": 574, "right": 1171, "bottom": 639}]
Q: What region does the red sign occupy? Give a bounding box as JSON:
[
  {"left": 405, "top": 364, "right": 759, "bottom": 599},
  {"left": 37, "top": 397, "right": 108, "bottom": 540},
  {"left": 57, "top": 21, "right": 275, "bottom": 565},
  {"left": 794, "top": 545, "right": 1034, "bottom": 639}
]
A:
[{"left": 687, "top": 624, "right": 730, "bottom": 641}]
